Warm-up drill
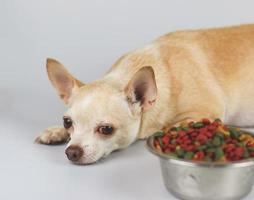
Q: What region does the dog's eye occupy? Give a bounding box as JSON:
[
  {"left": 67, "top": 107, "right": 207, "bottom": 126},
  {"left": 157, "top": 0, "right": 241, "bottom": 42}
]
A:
[
  {"left": 63, "top": 116, "right": 72, "bottom": 129},
  {"left": 98, "top": 126, "right": 114, "bottom": 135}
]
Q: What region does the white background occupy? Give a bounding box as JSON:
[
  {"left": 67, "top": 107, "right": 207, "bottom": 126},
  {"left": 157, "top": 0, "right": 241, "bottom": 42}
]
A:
[{"left": 1, "top": 0, "right": 254, "bottom": 199}]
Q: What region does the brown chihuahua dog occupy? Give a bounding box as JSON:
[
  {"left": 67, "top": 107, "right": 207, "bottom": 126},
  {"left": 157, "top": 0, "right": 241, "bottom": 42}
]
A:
[{"left": 36, "top": 24, "right": 254, "bottom": 164}]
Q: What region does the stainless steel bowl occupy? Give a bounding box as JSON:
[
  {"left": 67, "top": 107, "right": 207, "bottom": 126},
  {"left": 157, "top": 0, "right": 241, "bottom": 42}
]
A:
[{"left": 146, "top": 135, "right": 254, "bottom": 200}]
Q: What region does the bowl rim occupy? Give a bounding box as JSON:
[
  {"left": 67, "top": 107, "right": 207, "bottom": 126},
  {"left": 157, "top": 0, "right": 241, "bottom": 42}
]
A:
[{"left": 146, "top": 135, "right": 254, "bottom": 168}]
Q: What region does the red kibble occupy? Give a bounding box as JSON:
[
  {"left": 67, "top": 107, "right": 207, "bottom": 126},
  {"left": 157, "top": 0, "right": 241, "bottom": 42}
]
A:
[
  {"left": 181, "top": 145, "right": 188, "bottom": 151},
  {"left": 187, "top": 128, "right": 195, "bottom": 134},
  {"left": 195, "top": 151, "right": 205, "bottom": 159},
  {"left": 231, "top": 139, "right": 238, "bottom": 145},
  {"left": 229, "top": 151, "right": 235, "bottom": 157},
  {"left": 202, "top": 118, "right": 211, "bottom": 125},
  {"left": 208, "top": 125, "right": 217, "bottom": 131},
  {"left": 185, "top": 145, "right": 196, "bottom": 151},
  {"left": 224, "top": 144, "right": 235, "bottom": 153},
  {"left": 180, "top": 143, "right": 195, "bottom": 151},
  {"left": 207, "top": 152, "right": 214, "bottom": 159},
  {"left": 162, "top": 135, "right": 170, "bottom": 145},
  {"left": 225, "top": 138, "right": 233, "bottom": 144},
  {"left": 182, "top": 135, "right": 189, "bottom": 141},
  {"left": 196, "top": 134, "right": 208, "bottom": 144},
  {"left": 176, "top": 138, "right": 182, "bottom": 144},
  {"left": 212, "top": 121, "right": 219, "bottom": 127},
  {"left": 196, "top": 134, "right": 206, "bottom": 141},
  {"left": 225, "top": 147, "right": 234, "bottom": 154},
  {"left": 235, "top": 147, "right": 244, "bottom": 157},
  {"left": 178, "top": 130, "right": 186, "bottom": 137},
  {"left": 223, "top": 125, "right": 229, "bottom": 131},
  {"left": 183, "top": 140, "right": 191, "bottom": 145},
  {"left": 191, "top": 132, "right": 198, "bottom": 137},
  {"left": 205, "top": 131, "right": 213, "bottom": 138},
  {"left": 163, "top": 147, "right": 171, "bottom": 153},
  {"left": 199, "top": 127, "right": 207, "bottom": 135},
  {"left": 168, "top": 144, "right": 176, "bottom": 151},
  {"left": 247, "top": 143, "right": 252, "bottom": 147}
]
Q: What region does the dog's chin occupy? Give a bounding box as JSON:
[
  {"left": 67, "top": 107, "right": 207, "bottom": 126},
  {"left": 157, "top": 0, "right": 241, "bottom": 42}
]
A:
[
  {"left": 71, "top": 160, "right": 97, "bottom": 165},
  {"left": 66, "top": 150, "right": 113, "bottom": 165},
  {"left": 68, "top": 155, "right": 104, "bottom": 165}
]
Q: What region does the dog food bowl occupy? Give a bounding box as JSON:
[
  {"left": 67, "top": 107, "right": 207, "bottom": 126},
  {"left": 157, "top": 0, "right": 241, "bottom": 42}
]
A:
[{"left": 146, "top": 135, "right": 254, "bottom": 200}]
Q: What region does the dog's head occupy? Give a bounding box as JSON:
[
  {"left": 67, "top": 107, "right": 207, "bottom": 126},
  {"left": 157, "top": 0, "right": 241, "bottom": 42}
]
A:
[{"left": 46, "top": 58, "right": 157, "bottom": 164}]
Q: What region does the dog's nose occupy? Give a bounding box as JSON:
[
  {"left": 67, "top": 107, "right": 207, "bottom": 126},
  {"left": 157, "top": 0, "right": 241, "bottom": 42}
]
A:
[{"left": 65, "top": 145, "right": 84, "bottom": 162}]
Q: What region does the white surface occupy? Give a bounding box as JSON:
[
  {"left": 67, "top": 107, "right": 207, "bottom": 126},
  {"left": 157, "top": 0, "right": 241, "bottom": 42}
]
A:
[{"left": 1, "top": 0, "right": 254, "bottom": 199}]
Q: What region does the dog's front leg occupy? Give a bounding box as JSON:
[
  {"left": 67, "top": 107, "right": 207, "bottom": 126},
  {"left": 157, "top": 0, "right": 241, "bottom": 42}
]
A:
[{"left": 35, "top": 126, "right": 69, "bottom": 145}]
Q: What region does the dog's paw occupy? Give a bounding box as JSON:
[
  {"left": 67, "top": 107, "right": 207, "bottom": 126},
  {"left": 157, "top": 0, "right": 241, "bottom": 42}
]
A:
[{"left": 35, "top": 126, "right": 70, "bottom": 145}]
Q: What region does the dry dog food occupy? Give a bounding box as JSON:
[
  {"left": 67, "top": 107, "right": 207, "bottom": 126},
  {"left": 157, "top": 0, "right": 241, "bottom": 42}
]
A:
[{"left": 153, "top": 119, "right": 254, "bottom": 162}]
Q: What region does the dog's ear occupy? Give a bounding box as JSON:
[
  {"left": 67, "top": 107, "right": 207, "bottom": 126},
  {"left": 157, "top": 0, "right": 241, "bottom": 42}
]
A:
[
  {"left": 125, "top": 66, "right": 157, "bottom": 113},
  {"left": 46, "top": 58, "right": 84, "bottom": 104}
]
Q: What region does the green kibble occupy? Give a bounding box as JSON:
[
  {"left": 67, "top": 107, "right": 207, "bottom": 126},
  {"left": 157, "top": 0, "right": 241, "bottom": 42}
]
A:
[
  {"left": 206, "top": 148, "right": 216, "bottom": 153},
  {"left": 182, "top": 127, "right": 189, "bottom": 131},
  {"left": 248, "top": 147, "right": 254, "bottom": 152},
  {"left": 212, "top": 136, "right": 221, "bottom": 147},
  {"left": 244, "top": 148, "right": 250, "bottom": 158},
  {"left": 170, "top": 127, "right": 177, "bottom": 131},
  {"left": 176, "top": 127, "right": 182, "bottom": 131},
  {"left": 237, "top": 142, "right": 245, "bottom": 147},
  {"left": 204, "top": 156, "right": 212, "bottom": 162},
  {"left": 215, "top": 132, "right": 225, "bottom": 140},
  {"left": 192, "top": 122, "right": 204, "bottom": 128},
  {"left": 198, "top": 145, "right": 207, "bottom": 150},
  {"left": 184, "top": 152, "right": 194, "bottom": 159},
  {"left": 206, "top": 141, "right": 214, "bottom": 148},
  {"left": 229, "top": 128, "right": 240, "bottom": 139},
  {"left": 158, "top": 138, "right": 164, "bottom": 148},
  {"left": 168, "top": 152, "right": 177, "bottom": 157},
  {"left": 215, "top": 147, "right": 224, "bottom": 160},
  {"left": 176, "top": 148, "right": 185, "bottom": 157},
  {"left": 153, "top": 131, "right": 164, "bottom": 138},
  {"left": 215, "top": 118, "right": 222, "bottom": 123}
]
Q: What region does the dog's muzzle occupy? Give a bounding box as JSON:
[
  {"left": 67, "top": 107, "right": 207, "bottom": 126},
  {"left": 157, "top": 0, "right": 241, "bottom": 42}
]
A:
[{"left": 65, "top": 145, "right": 84, "bottom": 162}]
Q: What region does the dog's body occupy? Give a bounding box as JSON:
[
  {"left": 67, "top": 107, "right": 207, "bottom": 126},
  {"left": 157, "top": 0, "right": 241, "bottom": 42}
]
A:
[{"left": 36, "top": 24, "right": 254, "bottom": 164}]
